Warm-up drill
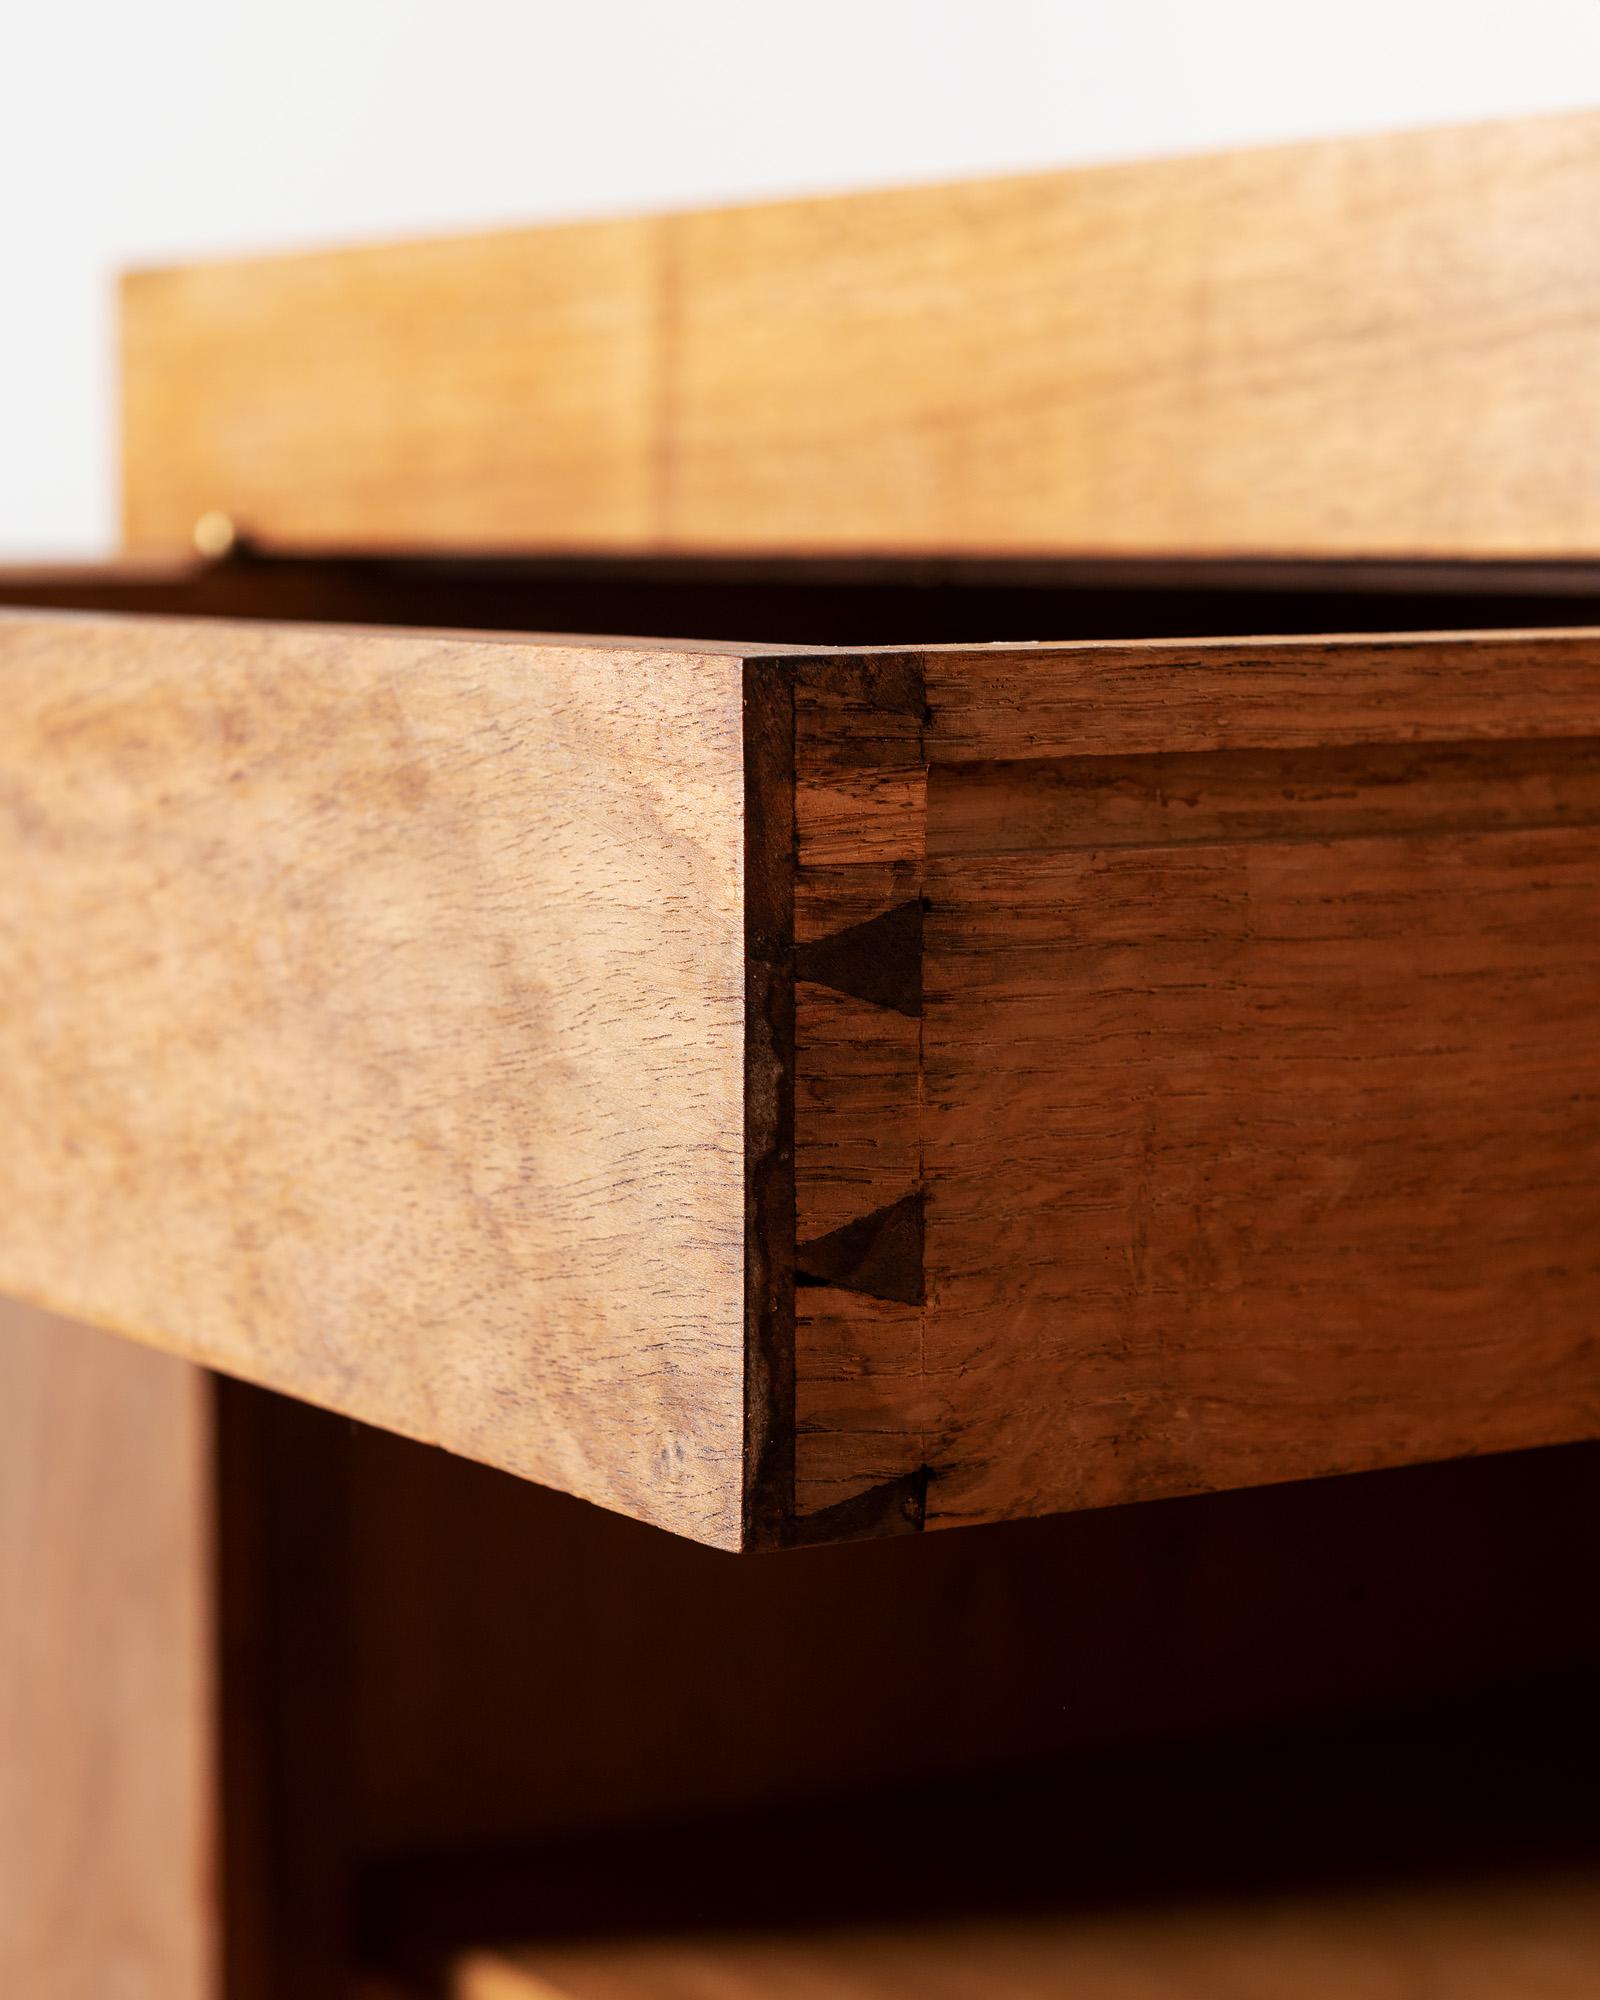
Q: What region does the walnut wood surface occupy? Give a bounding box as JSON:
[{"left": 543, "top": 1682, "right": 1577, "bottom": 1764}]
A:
[
  {"left": 0, "top": 612, "right": 751, "bottom": 1545},
  {"left": 788, "top": 630, "right": 1600, "bottom": 1536},
  {"left": 0, "top": 1297, "right": 216, "bottom": 1999},
  {"left": 123, "top": 111, "right": 1600, "bottom": 561}
]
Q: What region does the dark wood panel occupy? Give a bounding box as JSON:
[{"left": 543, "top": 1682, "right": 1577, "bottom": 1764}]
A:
[
  {"left": 790, "top": 635, "right": 1600, "bottom": 1538},
  {"left": 923, "top": 823, "right": 1600, "bottom": 1523},
  {"left": 363, "top": 1666, "right": 1600, "bottom": 1993},
  {"left": 333, "top": 1415, "right": 1600, "bottom": 1865}
]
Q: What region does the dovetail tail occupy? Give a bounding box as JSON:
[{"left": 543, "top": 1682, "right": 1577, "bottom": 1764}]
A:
[
  {"left": 788, "top": 1465, "right": 930, "bottom": 1545},
  {"left": 794, "top": 898, "right": 923, "bottom": 1015},
  {"left": 796, "top": 1190, "right": 925, "bottom": 1305}
]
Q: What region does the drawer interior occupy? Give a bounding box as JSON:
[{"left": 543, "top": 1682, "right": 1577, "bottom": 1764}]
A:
[{"left": 9, "top": 550, "right": 1600, "bottom": 646}]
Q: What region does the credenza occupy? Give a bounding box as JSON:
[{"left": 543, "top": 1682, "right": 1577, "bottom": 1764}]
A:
[{"left": 4, "top": 107, "right": 1600, "bottom": 1999}]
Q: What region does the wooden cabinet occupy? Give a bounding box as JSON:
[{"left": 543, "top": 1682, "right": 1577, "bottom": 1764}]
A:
[{"left": 4, "top": 104, "right": 1600, "bottom": 1998}]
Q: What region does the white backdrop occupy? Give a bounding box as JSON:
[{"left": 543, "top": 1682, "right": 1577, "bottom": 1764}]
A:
[{"left": 4, "top": 0, "right": 1599, "bottom": 557}]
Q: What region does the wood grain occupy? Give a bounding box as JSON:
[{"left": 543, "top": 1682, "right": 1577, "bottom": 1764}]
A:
[
  {"left": 0, "top": 611, "right": 751, "bottom": 1546},
  {"left": 790, "top": 661, "right": 927, "bottom": 1529},
  {"left": 122, "top": 110, "right": 1600, "bottom": 560},
  {"left": 124, "top": 221, "right": 660, "bottom": 554},
  {"left": 0, "top": 1296, "right": 216, "bottom": 2000},
  {"left": 922, "top": 629, "right": 1600, "bottom": 759},
  {"left": 922, "top": 823, "right": 1600, "bottom": 1523},
  {"left": 788, "top": 630, "right": 1600, "bottom": 1537},
  {"left": 7, "top": 598, "right": 1600, "bottom": 1546}
]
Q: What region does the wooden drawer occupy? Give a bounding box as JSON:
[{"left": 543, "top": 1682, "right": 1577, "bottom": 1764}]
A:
[
  {"left": 3, "top": 579, "right": 1599, "bottom": 1548},
  {"left": 17, "top": 99, "right": 1600, "bottom": 2000}
]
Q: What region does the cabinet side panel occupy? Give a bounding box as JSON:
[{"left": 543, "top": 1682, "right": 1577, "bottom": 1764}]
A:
[
  {"left": 0, "top": 616, "right": 748, "bottom": 1545},
  {"left": 0, "top": 1297, "right": 216, "bottom": 2000}
]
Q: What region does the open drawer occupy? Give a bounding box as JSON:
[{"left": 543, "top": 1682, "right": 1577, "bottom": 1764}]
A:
[{"left": 3, "top": 556, "right": 1600, "bottom": 1548}]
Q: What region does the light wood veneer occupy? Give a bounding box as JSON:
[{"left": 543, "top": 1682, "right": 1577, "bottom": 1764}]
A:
[{"left": 123, "top": 111, "right": 1600, "bottom": 560}]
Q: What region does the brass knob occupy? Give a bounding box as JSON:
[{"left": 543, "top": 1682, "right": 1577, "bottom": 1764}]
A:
[{"left": 192, "top": 510, "right": 237, "bottom": 560}]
